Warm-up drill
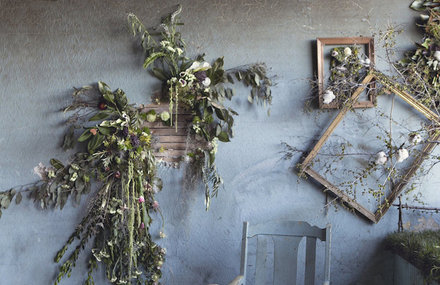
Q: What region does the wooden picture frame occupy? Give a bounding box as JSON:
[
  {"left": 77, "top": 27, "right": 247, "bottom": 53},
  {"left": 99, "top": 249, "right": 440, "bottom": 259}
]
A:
[
  {"left": 300, "top": 73, "right": 440, "bottom": 223},
  {"left": 317, "top": 37, "right": 376, "bottom": 109}
]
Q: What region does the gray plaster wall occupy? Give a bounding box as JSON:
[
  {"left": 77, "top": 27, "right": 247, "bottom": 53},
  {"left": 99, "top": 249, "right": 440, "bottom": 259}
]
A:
[{"left": 1, "top": 0, "right": 439, "bottom": 284}]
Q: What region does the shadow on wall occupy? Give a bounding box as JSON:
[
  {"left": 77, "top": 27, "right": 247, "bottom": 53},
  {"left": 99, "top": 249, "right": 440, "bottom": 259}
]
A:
[{"left": 353, "top": 244, "right": 395, "bottom": 285}]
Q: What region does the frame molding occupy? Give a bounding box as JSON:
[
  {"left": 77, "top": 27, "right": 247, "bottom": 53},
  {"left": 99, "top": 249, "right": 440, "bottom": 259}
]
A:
[
  {"left": 300, "top": 72, "right": 440, "bottom": 223},
  {"left": 317, "top": 37, "right": 375, "bottom": 109}
]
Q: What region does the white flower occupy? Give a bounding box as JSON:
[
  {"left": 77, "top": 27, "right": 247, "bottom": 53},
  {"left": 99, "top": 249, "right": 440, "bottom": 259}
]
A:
[
  {"left": 188, "top": 61, "right": 211, "bottom": 72},
  {"left": 210, "top": 138, "right": 219, "bottom": 155},
  {"left": 159, "top": 231, "right": 167, "bottom": 238},
  {"left": 410, "top": 134, "right": 422, "bottom": 145},
  {"left": 344, "top": 47, "right": 352, "bottom": 57},
  {"left": 420, "top": 14, "right": 430, "bottom": 21},
  {"left": 323, "top": 90, "right": 336, "bottom": 104},
  {"left": 122, "top": 112, "right": 130, "bottom": 122},
  {"left": 70, "top": 172, "right": 78, "bottom": 182},
  {"left": 33, "top": 162, "right": 47, "bottom": 180},
  {"left": 179, "top": 78, "right": 187, "bottom": 87},
  {"left": 160, "top": 40, "right": 170, "bottom": 47},
  {"left": 200, "top": 62, "right": 211, "bottom": 70},
  {"left": 375, "top": 151, "right": 387, "bottom": 165},
  {"left": 396, "top": 148, "right": 409, "bottom": 163},
  {"left": 183, "top": 155, "right": 192, "bottom": 163},
  {"left": 360, "top": 58, "right": 371, "bottom": 66},
  {"left": 188, "top": 61, "right": 200, "bottom": 70},
  {"left": 167, "top": 46, "right": 175, "bottom": 53},
  {"left": 176, "top": 48, "right": 183, "bottom": 55},
  {"left": 202, "top": 77, "right": 211, "bottom": 87},
  {"left": 331, "top": 50, "right": 339, "bottom": 57},
  {"left": 336, "top": 66, "right": 347, "bottom": 71},
  {"left": 434, "top": 51, "right": 440, "bottom": 61}
]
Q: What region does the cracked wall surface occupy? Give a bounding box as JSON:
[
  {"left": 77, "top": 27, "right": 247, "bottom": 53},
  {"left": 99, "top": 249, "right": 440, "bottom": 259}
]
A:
[{"left": 0, "top": 0, "right": 439, "bottom": 284}]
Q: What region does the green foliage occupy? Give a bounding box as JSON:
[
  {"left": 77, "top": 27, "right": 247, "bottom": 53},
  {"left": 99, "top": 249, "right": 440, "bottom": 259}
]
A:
[
  {"left": 410, "top": 0, "right": 440, "bottom": 11},
  {"left": 396, "top": 8, "right": 440, "bottom": 111},
  {"left": 50, "top": 83, "right": 165, "bottom": 285},
  {"left": 386, "top": 230, "right": 440, "bottom": 282},
  {"left": 128, "top": 6, "right": 274, "bottom": 209},
  {"left": 326, "top": 46, "right": 371, "bottom": 106}
]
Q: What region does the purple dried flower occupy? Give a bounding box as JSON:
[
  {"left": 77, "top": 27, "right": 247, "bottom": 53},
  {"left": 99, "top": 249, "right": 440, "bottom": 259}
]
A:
[
  {"left": 130, "top": 134, "right": 140, "bottom": 148},
  {"left": 194, "top": 71, "right": 207, "bottom": 82},
  {"left": 121, "top": 127, "right": 129, "bottom": 138}
]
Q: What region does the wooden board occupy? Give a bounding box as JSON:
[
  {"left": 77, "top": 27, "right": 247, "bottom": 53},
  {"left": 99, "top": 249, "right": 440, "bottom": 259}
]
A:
[{"left": 141, "top": 104, "right": 193, "bottom": 163}]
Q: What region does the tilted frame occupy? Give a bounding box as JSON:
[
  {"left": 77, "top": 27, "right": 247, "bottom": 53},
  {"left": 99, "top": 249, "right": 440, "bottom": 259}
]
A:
[{"left": 300, "top": 72, "right": 440, "bottom": 223}]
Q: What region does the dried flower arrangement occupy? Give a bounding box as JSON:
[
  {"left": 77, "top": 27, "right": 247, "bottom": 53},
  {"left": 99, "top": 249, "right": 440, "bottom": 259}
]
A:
[{"left": 0, "top": 5, "right": 273, "bottom": 285}]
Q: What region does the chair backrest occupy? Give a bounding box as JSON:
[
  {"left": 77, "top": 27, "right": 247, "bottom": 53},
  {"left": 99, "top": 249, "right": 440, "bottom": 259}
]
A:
[{"left": 239, "top": 221, "right": 331, "bottom": 285}]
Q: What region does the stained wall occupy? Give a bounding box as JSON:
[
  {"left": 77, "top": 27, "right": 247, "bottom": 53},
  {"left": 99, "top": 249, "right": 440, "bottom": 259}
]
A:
[{"left": 0, "top": 0, "right": 438, "bottom": 284}]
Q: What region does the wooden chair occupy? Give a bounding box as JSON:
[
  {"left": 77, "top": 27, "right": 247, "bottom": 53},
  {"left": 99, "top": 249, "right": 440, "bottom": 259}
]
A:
[{"left": 229, "top": 221, "right": 331, "bottom": 285}]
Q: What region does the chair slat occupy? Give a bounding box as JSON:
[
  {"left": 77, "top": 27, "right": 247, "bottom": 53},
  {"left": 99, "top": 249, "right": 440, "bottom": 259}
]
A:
[
  {"left": 273, "top": 236, "right": 302, "bottom": 285},
  {"left": 255, "top": 236, "right": 268, "bottom": 285},
  {"left": 324, "top": 224, "right": 332, "bottom": 283},
  {"left": 240, "top": 222, "right": 249, "bottom": 285},
  {"left": 305, "top": 237, "right": 317, "bottom": 285},
  {"left": 248, "top": 221, "right": 326, "bottom": 241}
]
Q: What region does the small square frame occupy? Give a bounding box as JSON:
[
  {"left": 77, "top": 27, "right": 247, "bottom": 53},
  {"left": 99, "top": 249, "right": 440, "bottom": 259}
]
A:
[
  {"left": 317, "top": 37, "right": 376, "bottom": 109},
  {"left": 300, "top": 73, "right": 440, "bottom": 223}
]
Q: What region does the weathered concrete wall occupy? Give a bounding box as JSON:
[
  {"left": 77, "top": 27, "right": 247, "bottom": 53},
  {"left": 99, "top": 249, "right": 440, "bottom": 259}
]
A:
[{"left": 1, "top": 0, "right": 439, "bottom": 284}]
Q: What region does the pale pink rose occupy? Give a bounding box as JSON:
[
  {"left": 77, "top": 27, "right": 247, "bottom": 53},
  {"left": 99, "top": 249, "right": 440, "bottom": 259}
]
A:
[{"left": 152, "top": 200, "right": 159, "bottom": 210}]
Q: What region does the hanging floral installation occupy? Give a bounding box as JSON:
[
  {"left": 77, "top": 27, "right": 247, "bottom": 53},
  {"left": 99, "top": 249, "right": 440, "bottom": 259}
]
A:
[
  {"left": 0, "top": 5, "right": 273, "bottom": 285},
  {"left": 283, "top": 1, "right": 440, "bottom": 222},
  {"left": 127, "top": 5, "right": 272, "bottom": 208}
]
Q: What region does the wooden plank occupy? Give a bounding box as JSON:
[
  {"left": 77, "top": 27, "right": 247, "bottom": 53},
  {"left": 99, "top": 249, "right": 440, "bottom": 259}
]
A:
[
  {"left": 304, "top": 167, "right": 377, "bottom": 223},
  {"left": 317, "top": 38, "right": 324, "bottom": 109},
  {"left": 140, "top": 103, "right": 192, "bottom": 115},
  {"left": 150, "top": 128, "right": 188, "bottom": 136},
  {"left": 375, "top": 131, "right": 440, "bottom": 221},
  {"left": 145, "top": 123, "right": 190, "bottom": 129},
  {"left": 304, "top": 237, "right": 316, "bottom": 285},
  {"left": 273, "top": 236, "right": 301, "bottom": 285},
  {"left": 318, "top": 37, "right": 374, "bottom": 45},
  {"left": 157, "top": 136, "right": 188, "bottom": 143},
  {"left": 255, "top": 236, "right": 268, "bottom": 285},
  {"left": 376, "top": 78, "right": 440, "bottom": 124},
  {"left": 152, "top": 142, "right": 187, "bottom": 150},
  {"left": 154, "top": 149, "right": 187, "bottom": 157},
  {"left": 302, "top": 74, "right": 374, "bottom": 167}
]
